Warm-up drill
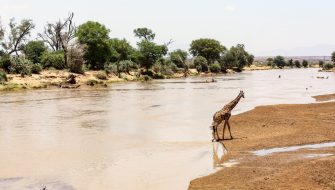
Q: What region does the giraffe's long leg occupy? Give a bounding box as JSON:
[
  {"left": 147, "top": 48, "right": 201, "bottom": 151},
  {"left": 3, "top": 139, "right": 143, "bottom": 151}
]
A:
[
  {"left": 227, "top": 120, "right": 233, "bottom": 139},
  {"left": 222, "top": 120, "right": 227, "bottom": 140}
]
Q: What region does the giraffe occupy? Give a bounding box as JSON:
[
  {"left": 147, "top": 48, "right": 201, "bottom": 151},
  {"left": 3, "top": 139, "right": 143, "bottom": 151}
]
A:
[{"left": 211, "top": 90, "right": 245, "bottom": 141}]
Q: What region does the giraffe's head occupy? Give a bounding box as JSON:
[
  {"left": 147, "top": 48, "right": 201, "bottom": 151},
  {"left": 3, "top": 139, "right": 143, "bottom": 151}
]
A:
[{"left": 240, "top": 90, "right": 245, "bottom": 98}]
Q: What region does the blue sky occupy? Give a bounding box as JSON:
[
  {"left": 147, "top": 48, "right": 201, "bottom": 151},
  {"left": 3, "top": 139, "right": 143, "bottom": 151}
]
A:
[{"left": 1, "top": 0, "right": 335, "bottom": 56}]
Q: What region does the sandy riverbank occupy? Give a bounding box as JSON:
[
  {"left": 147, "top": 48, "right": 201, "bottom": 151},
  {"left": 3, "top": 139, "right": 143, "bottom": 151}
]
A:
[{"left": 189, "top": 94, "right": 335, "bottom": 189}]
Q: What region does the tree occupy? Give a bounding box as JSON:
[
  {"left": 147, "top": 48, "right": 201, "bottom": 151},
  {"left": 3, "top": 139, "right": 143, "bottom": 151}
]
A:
[
  {"left": 169, "top": 49, "right": 188, "bottom": 68},
  {"left": 109, "top": 38, "right": 134, "bottom": 62},
  {"left": 38, "top": 13, "right": 76, "bottom": 66},
  {"left": 247, "top": 54, "right": 254, "bottom": 66},
  {"left": 273, "top": 56, "right": 286, "bottom": 69},
  {"left": 194, "top": 56, "right": 208, "bottom": 72},
  {"left": 318, "top": 60, "right": 324, "bottom": 68},
  {"left": 302, "top": 60, "right": 308, "bottom": 68},
  {"left": 331, "top": 52, "right": 335, "bottom": 63},
  {"left": 221, "top": 44, "right": 252, "bottom": 72},
  {"left": 189, "top": 38, "right": 225, "bottom": 63},
  {"left": 23, "top": 41, "right": 47, "bottom": 63},
  {"left": 287, "top": 59, "right": 294, "bottom": 68},
  {"left": 294, "top": 60, "right": 301, "bottom": 68},
  {"left": 136, "top": 40, "right": 168, "bottom": 70},
  {"left": 76, "top": 21, "right": 111, "bottom": 70},
  {"left": 134, "top": 28, "right": 155, "bottom": 41},
  {"left": 0, "top": 18, "right": 35, "bottom": 55},
  {"left": 266, "top": 58, "right": 274, "bottom": 67}
]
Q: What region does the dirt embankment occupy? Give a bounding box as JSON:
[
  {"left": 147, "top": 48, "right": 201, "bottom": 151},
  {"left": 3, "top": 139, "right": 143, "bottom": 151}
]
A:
[
  {"left": 313, "top": 93, "right": 335, "bottom": 102},
  {"left": 189, "top": 101, "right": 335, "bottom": 190}
]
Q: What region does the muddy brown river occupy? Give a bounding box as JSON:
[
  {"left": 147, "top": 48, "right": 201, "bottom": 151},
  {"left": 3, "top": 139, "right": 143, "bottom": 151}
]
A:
[{"left": 0, "top": 69, "right": 334, "bottom": 190}]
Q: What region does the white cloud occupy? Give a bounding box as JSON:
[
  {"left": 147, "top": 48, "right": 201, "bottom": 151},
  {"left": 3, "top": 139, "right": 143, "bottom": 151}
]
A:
[{"left": 224, "top": 5, "right": 236, "bottom": 12}]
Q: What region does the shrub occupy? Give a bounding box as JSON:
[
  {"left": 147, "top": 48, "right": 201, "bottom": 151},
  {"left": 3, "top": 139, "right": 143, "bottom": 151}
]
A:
[
  {"left": 209, "top": 63, "right": 221, "bottom": 73},
  {"left": 302, "top": 60, "right": 308, "bottom": 68},
  {"left": 68, "top": 48, "right": 84, "bottom": 74},
  {"left": 95, "top": 72, "right": 108, "bottom": 80},
  {"left": 194, "top": 56, "right": 208, "bottom": 72},
  {"left": 41, "top": 52, "right": 66, "bottom": 69},
  {"left": 104, "top": 64, "right": 118, "bottom": 75},
  {"left": 0, "top": 55, "right": 12, "bottom": 72},
  {"left": 119, "top": 60, "right": 138, "bottom": 74},
  {"left": 23, "top": 41, "right": 47, "bottom": 63},
  {"left": 152, "top": 73, "right": 165, "bottom": 79},
  {"left": 294, "top": 60, "right": 301, "bottom": 68},
  {"left": 323, "top": 63, "right": 334, "bottom": 70},
  {"left": 0, "top": 70, "right": 7, "bottom": 84},
  {"left": 31, "top": 63, "right": 42, "bottom": 74},
  {"left": 319, "top": 61, "right": 324, "bottom": 68},
  {"left": 9, "top": 57, "right": 32, "bottom": 77}
]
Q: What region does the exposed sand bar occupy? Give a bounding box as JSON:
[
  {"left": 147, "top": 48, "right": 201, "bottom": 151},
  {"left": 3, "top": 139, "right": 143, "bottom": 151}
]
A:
[{"left": 189, "top": 101, "right": 335, "bottom": 189}]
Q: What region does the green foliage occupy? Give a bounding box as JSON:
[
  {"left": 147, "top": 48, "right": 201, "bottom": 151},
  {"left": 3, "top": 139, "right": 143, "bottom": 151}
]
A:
[
  {"left": 219, "top": 44, "right": 252, "bottom": 72},
  {"left": 9, "top": 57, "right": 32, "bottom": 76},
  {"left": 136, "top": 40, "right": 168, "bottom": 70},
  {"left": 0, "top": 70, "right": 7, "bottom": 84},
  {"left": 294, "top": 60, "right": 301, "bottom": 68},
  {"left": 152, "top": 59, "right": 178, "bottom": 76},
  {"left": 1, "top": 18, "right": 35, "bottom": 55},
  {"left": 189, "top": 38, "right": 225, "bottom": 63},
  {"left": 266, "top": 58, "right": 274, "bottom": 67},
  {"left": 273, "top": 56, "right": 286, "bottom": 69},
  {"left": 318, "top": 60, "right": 324, "bottom": 68},
  {"left": 0, "top": 55, "right": 12, "bottom": 72},
  {"left": 133, "top": 28, "right": 155, "bottom": 41},
  {"left": 41, "top": 51, "right": 66, "bottom": 69},
  {"left": 323, "top": 63, "right": 334, "bottom": 70},
  {"left": 109, "top": 38, "right": 134, "bottom": 63},
  {"left": 76, "top": 21, "right": 111, "bottom": 70},
  {"left": 331, "top": 52, "right": 335, "bottom": 63},
  {"left": 169, "top": 49, "right": 188, "bottom": 68},
  {"left": 287, "top": 59, "right": 294, "bottom": 68},
  {"left": 209, "top": 63, "right": 221, "bottom": 73},
  {"left": 30, "top": 63, "right": 42, "bottom": 74},
  {"left": 119, "top": 60, "right": 138, "bottom": 74},
  {"left": 302, "top": 60, "right": 308, "bottom": 68},
  {"left": 23, "top": 41, "right": 47, "bottom": 63},
  {"left": 194, "top": 56, "right": 208, "bottom": 72}
]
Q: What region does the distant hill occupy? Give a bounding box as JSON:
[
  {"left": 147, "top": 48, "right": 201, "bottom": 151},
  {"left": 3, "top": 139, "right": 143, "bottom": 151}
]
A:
[
  {"left": 255, "top": 44, "right": 335, "bottom": 57},
  {"left": 255, "top": 56, "right": 331, "bottom": 63}
]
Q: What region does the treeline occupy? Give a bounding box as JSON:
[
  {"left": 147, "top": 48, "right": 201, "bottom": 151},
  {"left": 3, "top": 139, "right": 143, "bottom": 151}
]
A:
[
  {"left": 266, "top": 55, "right": 335, "bottom": 70},
  {"left": 0, "top": 13, "right": 254, "bottom": 80}
]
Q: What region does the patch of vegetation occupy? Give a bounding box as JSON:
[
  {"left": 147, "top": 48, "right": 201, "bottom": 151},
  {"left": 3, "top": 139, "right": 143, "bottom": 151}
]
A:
[
  {"left": 95, "top": 72, "right": 108, "bottom": 80},
  {"left": 0, "top": 70, "right": 7, "bottom": 84},
  {"left": 323, "top": 63, "right": 334, "bottom": 70},
  {"left": 209, "top": 63, "right": 221, "bottom": 73},
  {"left": 41, "top": 51, "right": 66, "bottom": 69}
]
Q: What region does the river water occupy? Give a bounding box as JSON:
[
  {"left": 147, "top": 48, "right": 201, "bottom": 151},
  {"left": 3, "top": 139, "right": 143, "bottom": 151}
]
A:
[{"left": 0, "top": 69, "right": 334, "bottom": 190}]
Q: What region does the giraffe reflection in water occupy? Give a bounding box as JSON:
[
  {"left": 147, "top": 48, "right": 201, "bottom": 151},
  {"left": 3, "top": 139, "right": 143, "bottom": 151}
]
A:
[{"left": 212, "top": 141, "right": 228, "bottom": 168}]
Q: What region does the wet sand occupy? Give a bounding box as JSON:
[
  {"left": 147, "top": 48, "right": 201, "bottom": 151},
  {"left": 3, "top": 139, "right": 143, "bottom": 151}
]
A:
[{"left": 189, "top": 101, "right": 335, "bottom": 189}]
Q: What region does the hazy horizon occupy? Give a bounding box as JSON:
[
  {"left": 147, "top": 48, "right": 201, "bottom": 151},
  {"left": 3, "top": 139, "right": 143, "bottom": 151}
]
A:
[{"left": 1, "top": 0, "right": 335, "bottom": 56}]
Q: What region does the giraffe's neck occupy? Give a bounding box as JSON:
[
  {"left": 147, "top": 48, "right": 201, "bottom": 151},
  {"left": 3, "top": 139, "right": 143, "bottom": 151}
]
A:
[{"left": 225, "top": 94, "right": 242, "bottom": 112}]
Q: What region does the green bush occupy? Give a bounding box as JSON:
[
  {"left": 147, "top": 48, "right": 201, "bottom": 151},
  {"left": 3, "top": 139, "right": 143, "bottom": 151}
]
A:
[
  {"left": 31, "top": 63, "right": 42, "bottom": 74},
  {"left": 104, "top": 64, "right": 118, "bottom": 75},
  {"left": 23, "top": 41, "right": 47, "bottom": 63},
  {"left": 41, "top": 52, "right": 65, "bottom": 69},
  {"left": 152, "top": 72, "right": 165, "bottom": 79},
  {"left": 0, "top": 70, "right": 7, "bottom": 84},
  {"left": 119, "top": 60, "right": 138, "bottom": 73},
  {"left": 323, "top": 63, "right": 334, "bottom": 70},
  {"left": 194, "top": 56, "right": 208, "bottom": 72},
  {"left": 0, "top": 55, "right": 12, "bottom": 72},
  {"left": 209, "top": 63, "right": 221, "bottom": 73},
  {"left": 9, "top": 57, "right": 32, "bottom": 77}
]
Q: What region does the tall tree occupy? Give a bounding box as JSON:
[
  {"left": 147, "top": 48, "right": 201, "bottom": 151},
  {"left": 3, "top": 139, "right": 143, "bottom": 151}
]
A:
[
  {"left": 331, "top": 52, "right": 335, "bottom": 64},
  {"left": 134, "top": 28, "right": 155, "bottom": 41},
  {"left": 0, "top": 18, "right": 35, "bottom": 55},
  {"left": 189, "top": 38, "right": 225, "bottom": 64},
  {"left": 136, "top": 40, "right": 168, "bottom": 70},
  {"left": 76, "top": 21, "right": 111, "bottom": 70},
  {"left": 38, "top": 13, "right": 76, "bottom": 66},
  {"left": 273, "top": 56, "right": 286, "bottom": 69}
]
